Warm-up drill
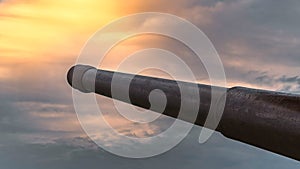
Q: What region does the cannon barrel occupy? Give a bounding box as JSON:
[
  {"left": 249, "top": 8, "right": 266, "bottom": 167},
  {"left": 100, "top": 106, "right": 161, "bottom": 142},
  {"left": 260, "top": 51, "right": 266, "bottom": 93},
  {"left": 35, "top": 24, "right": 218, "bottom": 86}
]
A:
[{"left": 67, "top": 65, "right": 300, "bottom": 161}]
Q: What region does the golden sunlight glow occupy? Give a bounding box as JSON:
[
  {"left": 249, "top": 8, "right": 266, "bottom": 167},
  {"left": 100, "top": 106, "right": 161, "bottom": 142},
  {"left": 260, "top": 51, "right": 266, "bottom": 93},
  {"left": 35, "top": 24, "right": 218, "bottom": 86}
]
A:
[{"left": 0, "top": 0, "right": 127, "bottom": 60}]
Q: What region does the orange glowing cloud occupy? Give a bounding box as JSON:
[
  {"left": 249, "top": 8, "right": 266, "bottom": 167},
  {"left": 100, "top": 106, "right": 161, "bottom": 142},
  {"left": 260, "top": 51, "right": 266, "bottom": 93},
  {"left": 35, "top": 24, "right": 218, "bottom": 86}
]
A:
[{"left": 0, "top": 0, "right": 132, "bottom": 60}]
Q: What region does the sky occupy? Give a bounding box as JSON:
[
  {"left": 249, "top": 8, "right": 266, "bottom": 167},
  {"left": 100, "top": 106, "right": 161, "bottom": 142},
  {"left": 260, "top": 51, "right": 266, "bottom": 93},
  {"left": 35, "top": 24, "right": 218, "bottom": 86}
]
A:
[{"left": 0, "top": 0, "right": 300, "bottom": 168}]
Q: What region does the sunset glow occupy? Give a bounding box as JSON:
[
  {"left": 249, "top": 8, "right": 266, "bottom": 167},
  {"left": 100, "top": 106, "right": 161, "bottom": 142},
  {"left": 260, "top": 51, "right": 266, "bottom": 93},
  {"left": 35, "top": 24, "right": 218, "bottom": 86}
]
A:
[
  {"left": 0, "top": 0, "right": 125, "bottom": 60},
  {"left": 1, "top": 0, "right": 300, "bottom": 168}
]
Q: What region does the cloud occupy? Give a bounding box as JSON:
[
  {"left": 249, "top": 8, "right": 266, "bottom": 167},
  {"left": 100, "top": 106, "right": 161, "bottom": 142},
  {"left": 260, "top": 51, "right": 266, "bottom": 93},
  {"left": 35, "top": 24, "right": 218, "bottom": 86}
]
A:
[
  {"left": 0, "top": 129, "right": 299, "bottom": 169},
  {"left": 124, "top": 0, "right": 300, "bottom": 90},
  {"left": 0, "top": 0, "right": 300, "bottom": 168},
  {"left": 278, "top": 76, "right": 300, "bottom": 84},
  {"left": 0, "top": 95, "right": 83, "bottom": 144},
  {"left": 244, "top": 72, "right": 300, "bottom": 93},
  {"left": 1, "top": 80, "right": 299, "bottom": 168}
]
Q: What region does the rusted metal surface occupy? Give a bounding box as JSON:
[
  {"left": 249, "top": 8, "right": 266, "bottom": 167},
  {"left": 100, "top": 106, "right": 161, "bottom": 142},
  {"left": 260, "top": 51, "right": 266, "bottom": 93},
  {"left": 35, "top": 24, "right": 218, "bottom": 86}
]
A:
[{"left": 67, "top": 65, "right": 300, "bottom": 161}]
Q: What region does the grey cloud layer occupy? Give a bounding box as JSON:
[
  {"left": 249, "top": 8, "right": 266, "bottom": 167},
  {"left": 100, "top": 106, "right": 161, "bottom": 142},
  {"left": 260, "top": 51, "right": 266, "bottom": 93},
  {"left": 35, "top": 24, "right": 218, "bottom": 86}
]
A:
[
  {"left": 129, "top": 0, "right": 300, "bottom": 93},
  {"left": 0, "top": 128, "right": 299, "bottom": 169},
  {"left": 1, "top": 0, "right": 300, "bottom": 168}
]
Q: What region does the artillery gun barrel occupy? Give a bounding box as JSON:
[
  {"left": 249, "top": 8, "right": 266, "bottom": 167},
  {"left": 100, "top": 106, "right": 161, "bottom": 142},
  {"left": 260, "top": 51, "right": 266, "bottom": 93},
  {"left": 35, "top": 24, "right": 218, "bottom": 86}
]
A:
[{"left": 67, "top": 65, "right": 300, "bottom": 161}]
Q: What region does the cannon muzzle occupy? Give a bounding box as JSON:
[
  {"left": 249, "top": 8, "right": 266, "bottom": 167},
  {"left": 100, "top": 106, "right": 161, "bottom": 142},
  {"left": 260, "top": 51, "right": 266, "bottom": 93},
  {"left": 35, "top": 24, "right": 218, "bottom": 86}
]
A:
[{"left": 67, "top": 65, "right": 300, "bottom": 161}]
